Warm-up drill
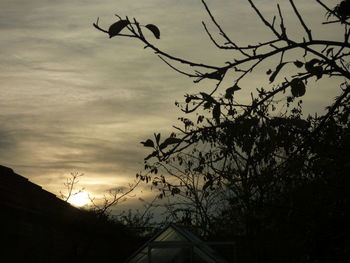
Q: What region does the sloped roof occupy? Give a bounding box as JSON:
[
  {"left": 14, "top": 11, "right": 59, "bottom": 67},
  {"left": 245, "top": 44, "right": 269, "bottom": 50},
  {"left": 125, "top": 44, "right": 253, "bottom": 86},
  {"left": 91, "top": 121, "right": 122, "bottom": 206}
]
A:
[
  {"left": 0, "top": 165, "right": 83, "bottom": 220},
  {"left": 0, "top": 165, "right": 141, "bottom": 262},
  {"left": 126, "top": 224, "right": 228, "bottom": 263}
]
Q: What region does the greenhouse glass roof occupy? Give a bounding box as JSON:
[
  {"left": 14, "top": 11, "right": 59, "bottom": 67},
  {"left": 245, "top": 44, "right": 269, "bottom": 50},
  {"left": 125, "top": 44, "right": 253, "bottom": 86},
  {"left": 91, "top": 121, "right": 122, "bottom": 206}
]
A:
[{"left": 126, "top": 224, "right": 228, "bottom": 263}]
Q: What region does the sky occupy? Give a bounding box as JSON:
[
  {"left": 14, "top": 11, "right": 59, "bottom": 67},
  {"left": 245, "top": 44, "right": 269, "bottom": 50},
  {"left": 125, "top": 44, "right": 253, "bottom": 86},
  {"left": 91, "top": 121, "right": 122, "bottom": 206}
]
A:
[{"left": 0, "top": 0, "right": 342, "bottom": 209}]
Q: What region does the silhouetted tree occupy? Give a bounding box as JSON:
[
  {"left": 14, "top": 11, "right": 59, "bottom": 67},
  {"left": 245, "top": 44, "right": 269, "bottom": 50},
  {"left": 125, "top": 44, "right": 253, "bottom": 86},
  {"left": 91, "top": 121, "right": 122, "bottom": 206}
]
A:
[
  {"left": 60, "top": 171, "right": 85, "bottom": 201},
  {"left": 88, "top": 178, "right": 141, "bottom": 218},
  {"left": 59, "top": 172, "right": 142, "bottom": 220},
  {"left": 141, "top": 151, "right": 231, "bottom": 236},
  {"left": 94, "top": 1, "right": 350, "bottom": 262}
]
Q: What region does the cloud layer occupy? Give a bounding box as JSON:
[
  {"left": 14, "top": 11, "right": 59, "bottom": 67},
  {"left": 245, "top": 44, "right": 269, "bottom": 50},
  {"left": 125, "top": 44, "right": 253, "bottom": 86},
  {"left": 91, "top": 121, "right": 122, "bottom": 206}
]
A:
[{"left": 0, "top": 0, "right": 343, "bottom": 209}]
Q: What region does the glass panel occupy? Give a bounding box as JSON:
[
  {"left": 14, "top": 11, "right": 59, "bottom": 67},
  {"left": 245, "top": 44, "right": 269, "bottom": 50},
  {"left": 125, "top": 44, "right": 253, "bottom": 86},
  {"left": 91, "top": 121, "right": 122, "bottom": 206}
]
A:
[
  {"left": 150, "top": 247, "right": 192, "bottom": 263},
  {"left": 154, "top": 227, "right": 186, "bottom": 242}
]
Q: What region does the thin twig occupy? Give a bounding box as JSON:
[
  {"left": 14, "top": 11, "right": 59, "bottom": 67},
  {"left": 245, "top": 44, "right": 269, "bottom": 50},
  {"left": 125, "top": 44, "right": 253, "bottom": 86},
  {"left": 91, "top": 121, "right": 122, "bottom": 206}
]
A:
[{"left": 289, "top": 0, "right": 312, "bottom": 41}]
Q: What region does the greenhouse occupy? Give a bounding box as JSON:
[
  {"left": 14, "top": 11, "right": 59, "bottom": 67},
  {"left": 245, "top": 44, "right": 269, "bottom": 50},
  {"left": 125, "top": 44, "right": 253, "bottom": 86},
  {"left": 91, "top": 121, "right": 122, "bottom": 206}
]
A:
[{"left": 126, "top": 224, "right": 231, "bottom": 263}]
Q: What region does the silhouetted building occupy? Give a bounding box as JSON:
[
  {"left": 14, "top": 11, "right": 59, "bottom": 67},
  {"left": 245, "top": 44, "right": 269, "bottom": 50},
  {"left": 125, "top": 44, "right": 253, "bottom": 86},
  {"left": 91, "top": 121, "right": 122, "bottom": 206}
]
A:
[
  {"left": 126, "top": 224, "right": 231, "bottom": 263},
  {"left": 0, "top": 165, "right": 136, "bottom": 263}
]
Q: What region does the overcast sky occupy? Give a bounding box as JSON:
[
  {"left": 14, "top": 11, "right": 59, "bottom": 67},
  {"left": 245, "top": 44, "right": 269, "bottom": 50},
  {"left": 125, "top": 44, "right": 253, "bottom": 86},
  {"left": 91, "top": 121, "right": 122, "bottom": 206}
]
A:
[{"left": 0, "top": 0, "right": 342, "bottom": 209}]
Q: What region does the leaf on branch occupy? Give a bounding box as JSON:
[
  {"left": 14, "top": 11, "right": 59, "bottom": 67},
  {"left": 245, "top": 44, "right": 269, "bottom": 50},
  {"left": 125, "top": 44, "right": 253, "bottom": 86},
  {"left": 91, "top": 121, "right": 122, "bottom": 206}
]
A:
[
  {"left": 225, "top": 84, "right": 241, "bottom": 100},
  {"left": 164, "top": 137, "right": 182, "bottom": 145},
  {"left": 305, "top": 59, "right": 320, "bottom": 70},
  {"left": 204, "top": 101, "right": 212, "bottom": 109},
  {"left": 312, "top": 66, "right": 323, "bottom": 79},
  {"left": 269, "top": 62, "right": 287, "bottom": 83},
  {"left": 144, "top": 150, "right": 158, "bottom": 160},
  {"left": 108, "top": 20, "right": 130, "bottom": 38},
  {"left": 305, "top": 59, "right": 323, "bottom": 79},
  {"left": 290, "top": 78, "right": 306, "bottom": 97},
  {"left": 145, "top": 24, "right": 160, "bottom": 39},
  {"left": 294, "top": 60, "right": 304, "bottom": 68},
  {"left": 185, "top": 95, "right": 192, "bottom": 103},
  {"left": 197, "top": 115, "right": 204, "bottom": 124},
  {"left": 155, "top": 133, "right": 161, "bottom": 144},
  {"left": 200, "top": 92, "right": 216, "bottom": 103},
  {"left": 213, "top": 103, "right": 221, "bottom": 124},
  {"left": 333, "top": 0, "right": 350, "bottom": 22},
  {"left": 141, "top": 139, "right": 154, "bottom": 147},
  {"left": 203, "top": 69, "right": 227, "bottom": 80},
  {"left": 159, "top": 137, "right": 182, "bottom": 149}
]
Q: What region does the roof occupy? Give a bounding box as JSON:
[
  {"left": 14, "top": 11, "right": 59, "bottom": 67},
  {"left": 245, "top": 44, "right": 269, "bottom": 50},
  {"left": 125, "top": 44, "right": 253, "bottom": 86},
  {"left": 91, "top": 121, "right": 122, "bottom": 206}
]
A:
[
  {"left": 0, "top": 165, "right": 84, "bottom": 220},
  {"left": 126, "top": 224, "right": 228, "bottom": 263},
  {"left": 0, "top": 165, "right": 140, "bottom": 262}
]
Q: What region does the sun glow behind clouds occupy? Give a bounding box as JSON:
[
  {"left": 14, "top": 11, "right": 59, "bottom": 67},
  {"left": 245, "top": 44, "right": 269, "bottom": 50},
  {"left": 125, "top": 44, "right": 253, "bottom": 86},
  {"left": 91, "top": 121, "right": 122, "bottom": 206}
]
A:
[{"left": 67, "top": 191, "right": 91, "bottom": 207}]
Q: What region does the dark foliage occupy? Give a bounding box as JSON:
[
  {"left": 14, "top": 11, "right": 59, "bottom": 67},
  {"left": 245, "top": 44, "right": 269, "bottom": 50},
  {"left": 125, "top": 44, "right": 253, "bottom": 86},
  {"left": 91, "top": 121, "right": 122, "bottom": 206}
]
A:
[{"left": 95, "top": 1, "right": 350, "bottom": 262}]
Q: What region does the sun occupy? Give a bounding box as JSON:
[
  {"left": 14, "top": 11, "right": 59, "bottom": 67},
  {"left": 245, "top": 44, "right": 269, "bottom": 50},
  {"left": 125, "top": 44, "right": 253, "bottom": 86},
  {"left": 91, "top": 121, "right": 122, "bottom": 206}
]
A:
[{"left": 67, "top": 191, "right": 91, "bottom": 207}]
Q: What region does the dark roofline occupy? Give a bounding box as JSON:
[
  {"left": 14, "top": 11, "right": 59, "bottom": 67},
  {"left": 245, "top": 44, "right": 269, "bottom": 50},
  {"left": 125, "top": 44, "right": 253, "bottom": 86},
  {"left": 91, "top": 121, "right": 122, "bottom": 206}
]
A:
[
  {"left": 0, "top": 165, "right": 84, "bottom": 219},
  {"left": 0, "top": 165, "right": 64, "bottom": 199}
]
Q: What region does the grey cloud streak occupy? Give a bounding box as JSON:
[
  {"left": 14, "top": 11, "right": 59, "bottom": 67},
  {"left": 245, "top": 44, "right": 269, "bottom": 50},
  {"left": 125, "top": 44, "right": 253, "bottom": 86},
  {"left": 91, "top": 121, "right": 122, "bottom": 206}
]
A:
[{"left": 0, "top": 0, "right": 342, "bottom": 209}]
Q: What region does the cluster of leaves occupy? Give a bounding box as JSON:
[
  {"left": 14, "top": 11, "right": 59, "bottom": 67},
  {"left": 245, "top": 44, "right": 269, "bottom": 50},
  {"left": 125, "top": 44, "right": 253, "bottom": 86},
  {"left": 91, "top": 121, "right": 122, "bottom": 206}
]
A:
[
  {"left": 140, "top": 133, "right": 182, "bottom": 161},
  {"left": 327, "top": 0, "right": 350, "bottom": 23},
  {"left": 104, "top": 19, "right": 160, "bottom": 39}
]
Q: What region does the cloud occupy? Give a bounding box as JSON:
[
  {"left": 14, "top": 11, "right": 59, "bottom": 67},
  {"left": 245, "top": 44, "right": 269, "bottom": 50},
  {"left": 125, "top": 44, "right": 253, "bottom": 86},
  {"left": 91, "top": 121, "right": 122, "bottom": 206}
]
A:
[
  {"left": 0, "top": 127, "right": 18, "bottom": 156},
  {"left": 0, "top": 0, "right": 344, "bottom": 211}
]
